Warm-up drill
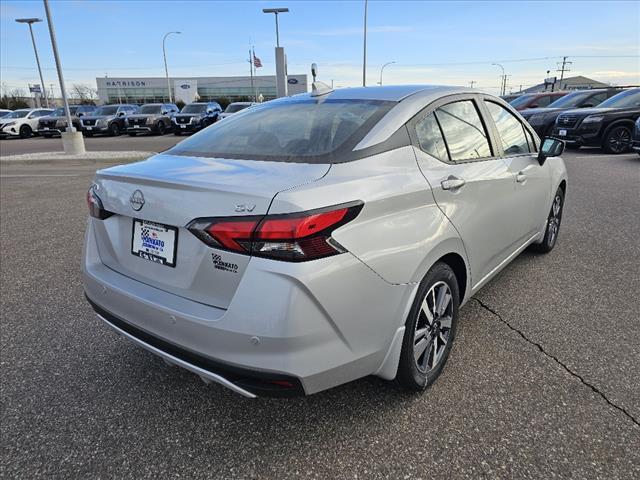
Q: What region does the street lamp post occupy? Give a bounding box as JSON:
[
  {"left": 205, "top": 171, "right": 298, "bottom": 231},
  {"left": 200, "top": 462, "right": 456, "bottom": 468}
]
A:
[
  {"left": 262, "top": 8, "right": 289, "bottom": 98},
  {"left": 362, "top": 0, "right": 368, "bottom": 87},
  {"left": 492, "top": 63, "right": 505, "bottom": 96},
  {"left": 42, "top": 0, "right": 84, "bottom": 154},
  {"left": 378, "top": 61, "right": 396, "bottom": 85},
  {"left": 15, "top": 18, "right": 49, "bottom": 108},
  {"left": 162, "top": 31, "right": 181, "bottom": 103}
]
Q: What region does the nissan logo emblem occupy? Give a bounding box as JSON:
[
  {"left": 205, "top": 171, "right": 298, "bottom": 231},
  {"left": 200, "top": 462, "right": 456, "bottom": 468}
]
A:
[{"left": 130, "top": 190, "right": 145, "bottom": 211}]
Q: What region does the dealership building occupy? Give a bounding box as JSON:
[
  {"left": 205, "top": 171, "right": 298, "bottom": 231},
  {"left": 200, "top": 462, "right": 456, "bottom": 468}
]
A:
[{"left": 95, "top": 75, "right": 308, "bottom": 104}]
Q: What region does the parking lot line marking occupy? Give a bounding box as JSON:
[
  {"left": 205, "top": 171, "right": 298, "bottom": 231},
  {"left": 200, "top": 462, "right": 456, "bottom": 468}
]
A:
[{"left": 574, "top": 153, "right": 637, "bottom": 159}]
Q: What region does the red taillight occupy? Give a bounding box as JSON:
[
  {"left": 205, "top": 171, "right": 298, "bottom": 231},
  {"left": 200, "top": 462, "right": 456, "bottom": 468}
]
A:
[
  {"left": 87, "top": 186, "right": 113, "bottom": 220},
  {"left": 187, "top": 202, "right": 362, "bottom": 262}
]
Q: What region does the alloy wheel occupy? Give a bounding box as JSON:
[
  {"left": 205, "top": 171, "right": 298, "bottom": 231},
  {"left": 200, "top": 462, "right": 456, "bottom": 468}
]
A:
[
  {"left": 547, "top": 194, "right": 562, "bottom": 247},
  {"left": 413, "top": 281, "right": 453, "bottom": 373},
  {"left": 609, "top": 127, "right": 631, "bottom": 154}
]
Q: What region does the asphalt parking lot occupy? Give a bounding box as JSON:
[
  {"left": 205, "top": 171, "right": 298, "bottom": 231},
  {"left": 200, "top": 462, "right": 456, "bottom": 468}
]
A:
[{"left": 1, "top": 149, "right": 639, "bottom": 478}]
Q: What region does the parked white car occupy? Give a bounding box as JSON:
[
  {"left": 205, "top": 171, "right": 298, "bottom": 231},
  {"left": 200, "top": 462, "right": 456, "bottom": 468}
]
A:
[{"left": 0, "top": 108, "right": 54, "bottom": 138}]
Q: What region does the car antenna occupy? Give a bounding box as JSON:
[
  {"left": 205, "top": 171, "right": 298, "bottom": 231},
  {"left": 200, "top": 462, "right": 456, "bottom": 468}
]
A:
[{"left": 310, "top": 63, "right": 333, "bottom": 97}]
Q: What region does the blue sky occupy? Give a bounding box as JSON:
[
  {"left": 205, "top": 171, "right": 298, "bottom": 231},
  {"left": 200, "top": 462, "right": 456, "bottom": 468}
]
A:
[{"left": 1, "top": 0, "right": 638, "bottom": 96}]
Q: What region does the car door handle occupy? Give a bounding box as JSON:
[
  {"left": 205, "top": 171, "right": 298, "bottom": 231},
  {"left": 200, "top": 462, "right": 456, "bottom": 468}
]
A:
[
  {"left": 516, "top": 171, "right": 527, "bottom": 183},
  {"left": 441, "top": 176, "right": 466, "bottom": 191}
]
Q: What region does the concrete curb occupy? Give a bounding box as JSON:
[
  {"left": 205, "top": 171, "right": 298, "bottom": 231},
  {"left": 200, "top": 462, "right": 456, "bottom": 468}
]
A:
[{"left": 0, "top": 151, "right": 155, "bottom": 166}]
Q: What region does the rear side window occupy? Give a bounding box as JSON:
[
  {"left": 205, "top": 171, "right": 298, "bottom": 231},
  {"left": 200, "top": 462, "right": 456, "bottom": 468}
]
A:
[
  {"left": 415, "top": 113, "right": 449, "bottom": 162},
  {"left": 170, "top": 99, "right": 393, "bottom": 162},
  {"left": 435, "top": 101, "right": 492, "bottom": 161},
  {"left": 484, "top": 101, "right": 531, "bottom": 155}
]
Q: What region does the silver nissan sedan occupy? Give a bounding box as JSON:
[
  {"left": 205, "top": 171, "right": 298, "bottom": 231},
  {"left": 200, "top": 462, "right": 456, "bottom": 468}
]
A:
[{"left": 83, "top": 84, "right": 567, "bottom": 397}]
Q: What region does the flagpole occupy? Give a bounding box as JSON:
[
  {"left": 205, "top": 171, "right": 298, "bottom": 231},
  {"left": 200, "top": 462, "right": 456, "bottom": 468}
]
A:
[
  {"left": 249, "top": 48, "right": 255, "bottom": 103},
  {"left": 252, "top": 46, "right": 258, "bottom": 102}
]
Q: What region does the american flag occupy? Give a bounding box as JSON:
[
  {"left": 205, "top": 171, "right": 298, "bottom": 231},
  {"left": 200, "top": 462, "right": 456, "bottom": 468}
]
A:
[{"left": 253, "top": 54, "right": 262, "bottom": 68}]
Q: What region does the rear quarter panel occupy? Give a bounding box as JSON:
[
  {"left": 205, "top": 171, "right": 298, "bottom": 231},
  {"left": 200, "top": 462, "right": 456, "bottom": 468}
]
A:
[{"left": 268, "top": 147, "right": 469, "bottom": 289}]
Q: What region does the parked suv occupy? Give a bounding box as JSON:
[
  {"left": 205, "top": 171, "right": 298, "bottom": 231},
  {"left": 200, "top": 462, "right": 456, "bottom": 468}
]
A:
[
  {"left": 126, "top": 103, "right": 178, "bottom": 136},
  {"left": 172, "top": 102, "right": 222, "bottom": 135},
  {"left": 509, "top": 91, "right": 568, "bottom": 111},
  {"left": 218, "top": 102, "right": 256, "bottom": 120},
  {"left": 38, "top": 105, "right": 97, "bottom": 137},
  {"left": 0, "top": 108, "right": 54, "bottom": 138},
  {"left": 80, "top": 104, "right": 138, "bottom": 137},
  {"left": 521, "top": 88, "right": 624, "bottom": 137},
  {"left": 84, "top": 85, "right": 567, "bottom": 397},
  {"left": 552, "top": 88, "right": 640, "bottom": 153}
]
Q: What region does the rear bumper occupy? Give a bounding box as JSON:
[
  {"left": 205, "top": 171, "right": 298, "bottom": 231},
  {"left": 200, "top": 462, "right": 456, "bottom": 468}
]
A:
[{"left": 83, "top": 218, "right": 413, "bottom": 396}]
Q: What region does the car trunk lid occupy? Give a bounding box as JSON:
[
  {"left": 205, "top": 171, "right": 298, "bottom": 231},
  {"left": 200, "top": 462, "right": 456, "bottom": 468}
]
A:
[{"left": 92, "top": 153, "right": 330, "bottom": 309}]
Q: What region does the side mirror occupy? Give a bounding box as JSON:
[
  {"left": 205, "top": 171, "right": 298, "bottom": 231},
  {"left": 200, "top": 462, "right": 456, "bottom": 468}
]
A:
[
  {"left": 161, "top": 110, "right": 168, "bottom": 115},
  {"left": 118, "top": 111, "right": 126, "bottom": 117},
  {"left": 206, "top": 108, "right": 213, "bottom": 114},
  {"left": 78, "top": 112, "right": 85, "bottom": 117},
  {"left": 538, "top": 137, "right": 565, "bottom": 164}
]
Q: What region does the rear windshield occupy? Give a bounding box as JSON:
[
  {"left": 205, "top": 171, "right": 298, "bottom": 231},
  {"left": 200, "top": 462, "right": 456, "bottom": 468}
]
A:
[{"left": 170, "top": 98, "right": 393, "bottom": 163}]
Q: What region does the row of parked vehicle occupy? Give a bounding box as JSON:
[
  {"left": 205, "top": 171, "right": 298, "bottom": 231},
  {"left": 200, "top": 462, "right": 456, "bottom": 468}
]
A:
[
  {"left": 0, "top": 101, "right": 255, "bottom": 139},
  {"left": 502, "top": 87, "right": 640, "bottom": 154}
]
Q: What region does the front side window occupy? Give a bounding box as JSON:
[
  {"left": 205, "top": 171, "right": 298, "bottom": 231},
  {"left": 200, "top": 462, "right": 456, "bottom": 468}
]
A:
[
  {"left": 170, "top": 99, "right": 392, "bottom": 162},
  {"left": 415, "top": 113, "right": 448, "bottom": 162},
  {"left": 485, "top": 101, "right": 531, "bottom": 155},
  {"left": 435, "top": 101, "right": 492, "bottom": 161}
]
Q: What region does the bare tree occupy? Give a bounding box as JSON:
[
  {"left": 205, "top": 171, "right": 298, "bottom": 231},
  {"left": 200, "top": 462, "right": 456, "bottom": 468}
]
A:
[
  {"left": 0, "top": 83, "right": 30, "bottom": 109},
  {"left": 70, "top": 84, "right": 98, "bottom": 105}
]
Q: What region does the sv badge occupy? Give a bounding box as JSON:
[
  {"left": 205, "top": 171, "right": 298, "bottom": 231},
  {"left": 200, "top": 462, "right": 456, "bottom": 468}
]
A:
[{"left": 234, "top": 203, "right": 256, "bottom": 212}]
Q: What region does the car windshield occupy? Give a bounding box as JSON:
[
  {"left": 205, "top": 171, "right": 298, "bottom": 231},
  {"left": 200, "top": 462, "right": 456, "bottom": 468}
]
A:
[
  {"left": 171, "top": 98, "right": 393, "bottom": 163},
  {"left": 181, "top": 104, "right": 208, "bottom": 113},
  {"left": 94, "top": 106, "right": 119, "bottom": 116},
  {"left": 225, "top": 104, "right": 250, "bottom": 113},
  {"left": 547, "top": 91, "right": 602, "bottom": 109},
  {"left": 138, "top": 105, "right": 162, "bottom": 114},
  {"left": 596, "top": 89, "right": 640, "bottom": 108},
  {"left": 50, "top": 107, "right": 80, "bottom": 116},
  {"left": 509, "top": 95, "right": 537, "bottom": 108},
  {"left": 3, "top": 110, "right": 29, "bottom": 119}
]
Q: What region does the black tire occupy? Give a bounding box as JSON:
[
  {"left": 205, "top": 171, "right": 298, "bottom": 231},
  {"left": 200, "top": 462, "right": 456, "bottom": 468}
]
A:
[
  {"left": 108, "top": 122, "right": 120, "bottom": 136},
  {"left": 396, "top": 262, "right": 459, "bottom": 391},
  {"left": 19, "top": 125, "right": 32, "bottom": 139},
  {"left": 128, "top": 132, "right": 137, "bottom": 137},
  {"left": 156, "top": 121, "right": 166, "bottom": 135},
  {"left": 530, "top": 187, "right": 564, "bottom": 253},
  {"left": 602, "top": 125, "right": 632, "bottom": 154}
]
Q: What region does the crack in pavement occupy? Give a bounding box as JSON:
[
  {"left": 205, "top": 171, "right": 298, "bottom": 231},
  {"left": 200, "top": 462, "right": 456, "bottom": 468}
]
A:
[{"left": 472, "top": 297, "right": 640, "bottom": 428}]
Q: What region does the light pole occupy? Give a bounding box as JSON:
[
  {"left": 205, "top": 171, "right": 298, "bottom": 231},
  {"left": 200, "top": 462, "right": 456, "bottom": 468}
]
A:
[
  {"left": 262, "top": 8, "right": 289, "bottom": 47},
  {"left": 378, "top": 61, "right": 395, "bottom": 85},
  {"left": 42, "top": 0, "right": 84, "bottom": 154},
  {"left": 15, "top": 18, "right": 49, "bottom": 108},
  {"left": 491, "top": 63, "right": 505, "bottom": 96},
  {"left": 163, "top": 31, "right": 181, "bottom": 103},
  {"left": 362, "top": 0, "right": 368, "bottom": 86},
  {"left": 263, "top": 8, "right": 289, "bottom": 98}
]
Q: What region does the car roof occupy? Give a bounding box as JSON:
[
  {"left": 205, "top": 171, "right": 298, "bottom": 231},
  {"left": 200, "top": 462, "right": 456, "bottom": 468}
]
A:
[{"left": 291, "top": 84, "right": 469, "bottom": 103}]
